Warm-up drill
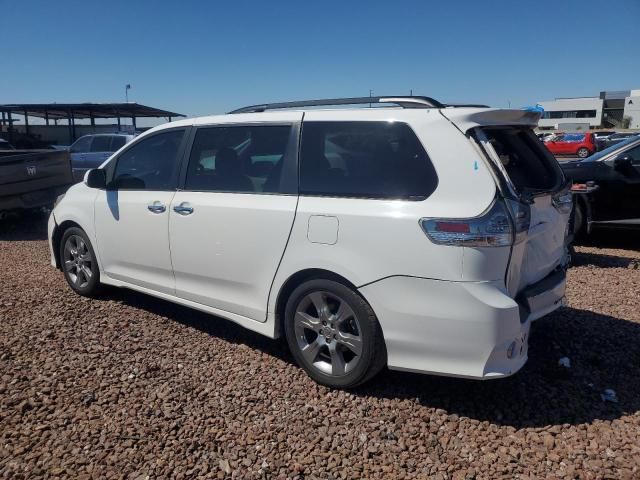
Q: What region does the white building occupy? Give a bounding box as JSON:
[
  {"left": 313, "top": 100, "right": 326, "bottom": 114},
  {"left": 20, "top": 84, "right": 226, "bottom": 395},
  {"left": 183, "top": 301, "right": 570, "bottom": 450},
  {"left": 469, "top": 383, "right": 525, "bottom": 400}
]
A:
[
  {"left": 624, "top": 89, "right": 640, "bottom": 129},
  {"left": 537, "top": 89, "right": 640, "bottom": 130},
  {"left": 537, "top": 97, "right": 603, "bottom": 130}
]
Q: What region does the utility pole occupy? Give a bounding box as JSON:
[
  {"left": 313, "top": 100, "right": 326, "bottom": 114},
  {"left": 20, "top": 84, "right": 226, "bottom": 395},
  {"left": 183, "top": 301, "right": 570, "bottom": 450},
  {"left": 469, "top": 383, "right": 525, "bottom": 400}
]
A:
[
  {"left": 125, "top": 84, "right": 131, "bottom": 103},
  {"left": 369, "top": 89, "right": 373, "bottom": 108}
]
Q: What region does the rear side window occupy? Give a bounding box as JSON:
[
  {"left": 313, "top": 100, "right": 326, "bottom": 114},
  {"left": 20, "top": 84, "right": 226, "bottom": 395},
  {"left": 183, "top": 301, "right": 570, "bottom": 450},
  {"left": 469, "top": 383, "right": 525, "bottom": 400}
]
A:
[
  {"left": 483, "top": 127, "right": 562, "bottom": 192},
  {"left": 110, "top": 130, "right": 185, "bottom": 190},
  {"left": 299, "top": 121, "right": 437, "bottom": 199},
  {"left": 90, "top": 136, "right": 111, "bottom": 152},
  {"left": 184, "top": 125, "right": 292, "bottom": 193},
  {"left": 111, "top": 136, "right": 127, "bottom": 151},
  {"left": 70, "top": 136, "right": 92, "bottom": 153}
]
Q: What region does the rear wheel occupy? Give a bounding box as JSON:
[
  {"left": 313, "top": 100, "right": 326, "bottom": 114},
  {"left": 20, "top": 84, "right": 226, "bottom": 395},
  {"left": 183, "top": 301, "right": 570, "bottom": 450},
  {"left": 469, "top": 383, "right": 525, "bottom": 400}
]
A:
[
  {"left": 573, "top": 201, "right": 586, "bottom": 239},
  {"left": 60, "top": 227, "right": 101, "bottom": 297},
  {"left": 577, "top": 147, "right": 590, "bottom": 158},
  {"left": 284, "top": 279, "right": 386, "bottom": 388}
]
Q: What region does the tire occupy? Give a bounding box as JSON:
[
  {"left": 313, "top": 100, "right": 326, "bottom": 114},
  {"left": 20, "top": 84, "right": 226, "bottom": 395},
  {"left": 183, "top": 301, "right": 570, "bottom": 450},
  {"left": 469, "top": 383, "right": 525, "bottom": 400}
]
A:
[
  {"left": 59, "top": 227, "right": 102, "bottom": 297},
  {"left": 284, "top": 278, "right": 386, "bottom": 388},
  {"left": 573, "top": 201, "right": 586, "bottom": 239},
  {"left": 577, "top": 147, "right": 590, "bottom": 158}
]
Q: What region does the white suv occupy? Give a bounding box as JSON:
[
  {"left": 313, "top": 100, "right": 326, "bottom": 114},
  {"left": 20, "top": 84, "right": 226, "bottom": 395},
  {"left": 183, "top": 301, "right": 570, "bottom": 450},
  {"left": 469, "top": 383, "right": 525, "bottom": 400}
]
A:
[{"left": 48, "top": 96, "right": 572, "bottom": 388}]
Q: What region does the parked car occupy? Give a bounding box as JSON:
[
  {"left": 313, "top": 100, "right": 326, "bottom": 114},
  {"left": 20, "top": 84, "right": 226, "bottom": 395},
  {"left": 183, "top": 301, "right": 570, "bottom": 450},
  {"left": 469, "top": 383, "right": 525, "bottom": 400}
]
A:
[
  {"left": 561, "top": 135, "right": 640, "bottom": 236},
  {"left": 69, "top": 133, "right": 135, "bottom": 182},
  {"left": 544, "top": 132, "right": 596, "bottom": 158},
  {"left": 48, "top": 96, "right": 571, "bottom": 388},
  {"left": 0, "top": 148, "right": 73, "bottom": 212},
  {"left": 596, "top": 132, "right": 639, "bottom": 151},
  {"left": 592, "top": 131, "right": 616, "bottom": 151}
]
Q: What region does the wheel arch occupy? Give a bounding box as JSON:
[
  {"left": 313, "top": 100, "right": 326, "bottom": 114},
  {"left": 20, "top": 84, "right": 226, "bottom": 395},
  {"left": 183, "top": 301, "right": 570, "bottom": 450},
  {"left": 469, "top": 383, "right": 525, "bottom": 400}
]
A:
[
  {"left": 51, "top": 220, "right": 84, "bottom": 270},
  {"left": 273, "top": 268, "right": 362, "bottom": 338}
]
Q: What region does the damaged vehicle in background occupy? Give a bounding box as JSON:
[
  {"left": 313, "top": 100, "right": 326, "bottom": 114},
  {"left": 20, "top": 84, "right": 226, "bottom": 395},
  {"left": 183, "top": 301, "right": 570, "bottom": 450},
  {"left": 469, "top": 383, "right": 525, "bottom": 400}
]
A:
[
  {"left": 561, "top": 135, "right": 640, "bottom": 237},
  {"left": 48, "top": 96, "right": 571, "bottom": 388}
]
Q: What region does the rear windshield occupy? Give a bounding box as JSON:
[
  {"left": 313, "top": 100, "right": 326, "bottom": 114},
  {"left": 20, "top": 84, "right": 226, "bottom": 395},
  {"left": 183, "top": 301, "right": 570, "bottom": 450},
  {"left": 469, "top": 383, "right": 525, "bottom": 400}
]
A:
[{"left": 482, "top": 127, "right": 562, "bottom": 193}]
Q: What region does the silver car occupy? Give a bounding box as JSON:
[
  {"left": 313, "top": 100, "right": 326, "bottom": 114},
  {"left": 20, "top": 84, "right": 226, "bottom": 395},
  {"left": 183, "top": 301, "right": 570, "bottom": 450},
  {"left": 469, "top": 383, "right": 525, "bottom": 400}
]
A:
[{"left": 70, "top": 134, "right": 135, "bottom": 182}]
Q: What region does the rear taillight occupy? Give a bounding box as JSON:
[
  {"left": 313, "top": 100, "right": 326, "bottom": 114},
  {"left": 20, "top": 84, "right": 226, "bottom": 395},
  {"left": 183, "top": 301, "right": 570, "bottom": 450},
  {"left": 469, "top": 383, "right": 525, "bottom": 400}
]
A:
[{"left": 421, "top": 200, "right": 523, "bottom": 247}]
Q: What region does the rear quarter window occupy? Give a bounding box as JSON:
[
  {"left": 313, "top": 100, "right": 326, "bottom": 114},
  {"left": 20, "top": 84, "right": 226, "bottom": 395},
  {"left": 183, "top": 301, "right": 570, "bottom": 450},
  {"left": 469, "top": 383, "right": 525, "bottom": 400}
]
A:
[{"left": 299, "top": 121, "right": 437, "bottom": 199}]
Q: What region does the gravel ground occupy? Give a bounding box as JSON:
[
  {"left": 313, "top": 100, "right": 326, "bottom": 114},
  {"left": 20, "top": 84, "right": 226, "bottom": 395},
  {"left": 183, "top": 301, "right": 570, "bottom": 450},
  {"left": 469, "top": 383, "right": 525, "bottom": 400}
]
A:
[{"left": 1, "top": 212, "right": 639, "bottom": 479}]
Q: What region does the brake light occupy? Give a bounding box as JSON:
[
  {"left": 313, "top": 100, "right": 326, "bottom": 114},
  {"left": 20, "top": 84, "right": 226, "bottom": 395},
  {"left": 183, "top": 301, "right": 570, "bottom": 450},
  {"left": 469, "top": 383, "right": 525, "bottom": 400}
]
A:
[{"left": 421, "top": 200, "right": 518, "bottom": 247}]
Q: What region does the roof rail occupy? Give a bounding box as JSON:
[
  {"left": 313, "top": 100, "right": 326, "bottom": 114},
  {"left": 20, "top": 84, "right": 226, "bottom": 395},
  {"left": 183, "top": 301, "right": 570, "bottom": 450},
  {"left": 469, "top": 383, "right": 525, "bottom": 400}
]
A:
[{"left": 228, "top": 96, "right": 445, "bottom": 114}]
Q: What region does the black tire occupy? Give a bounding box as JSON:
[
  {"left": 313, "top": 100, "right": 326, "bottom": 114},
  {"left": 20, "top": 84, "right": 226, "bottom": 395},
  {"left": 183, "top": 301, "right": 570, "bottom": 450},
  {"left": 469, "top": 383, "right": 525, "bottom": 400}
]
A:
[
  {"left": 59, "top": 227, "right": 102, "bottom": 297},
  {"left": 284, "top": 278, "right": 386, "bottom": 388},
  {"left": 577, "top": 147, "right": 590, "bottom": 158},
  {"left": 573, "top": 201, "right": 586, "bottom": 239}
]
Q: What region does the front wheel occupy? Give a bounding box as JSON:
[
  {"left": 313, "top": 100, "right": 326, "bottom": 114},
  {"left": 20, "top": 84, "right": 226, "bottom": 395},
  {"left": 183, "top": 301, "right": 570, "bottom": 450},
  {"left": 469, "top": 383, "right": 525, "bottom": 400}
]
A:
[
  {"left": 60, "top": 227, "right": 102, "bottom": 297},
  {"left": 284, "top": 278, "right": 386, "bottom": 388},
  {"left": 577, "top": 147, "right": 590, "bottom": 158}
]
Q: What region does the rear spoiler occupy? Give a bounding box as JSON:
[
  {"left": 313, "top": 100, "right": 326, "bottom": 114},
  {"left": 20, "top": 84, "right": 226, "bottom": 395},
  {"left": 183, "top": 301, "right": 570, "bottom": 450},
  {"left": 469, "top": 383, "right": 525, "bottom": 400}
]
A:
[{"left": 440, "top": 108, "right": 541, "bottom": 132}]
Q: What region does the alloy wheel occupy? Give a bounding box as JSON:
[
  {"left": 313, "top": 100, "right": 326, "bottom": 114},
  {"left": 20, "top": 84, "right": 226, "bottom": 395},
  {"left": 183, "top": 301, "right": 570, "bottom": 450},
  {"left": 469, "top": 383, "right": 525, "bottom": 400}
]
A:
[
  {"left": 293, "top": 291, "right": 363, "bottom": 376},
  {"left": 63, "top": 234, "right": 94, "bottom": 289}
]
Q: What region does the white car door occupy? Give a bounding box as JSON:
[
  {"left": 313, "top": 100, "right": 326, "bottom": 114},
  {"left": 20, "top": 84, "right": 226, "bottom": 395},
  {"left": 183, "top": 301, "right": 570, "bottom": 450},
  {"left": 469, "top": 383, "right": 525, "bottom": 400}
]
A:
[
  {"left": 94, "top": 128, "right": 188, "bottom": 294},
  {"left": 168, "top": 118, "right": 301, "bottom": 321}
]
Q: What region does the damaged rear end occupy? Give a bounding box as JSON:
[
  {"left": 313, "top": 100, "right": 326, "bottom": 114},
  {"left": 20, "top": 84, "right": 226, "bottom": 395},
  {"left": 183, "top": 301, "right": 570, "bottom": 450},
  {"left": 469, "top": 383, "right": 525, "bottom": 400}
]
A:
[{"left": 441, "top": 108, "right": 571, "bottom": 323}]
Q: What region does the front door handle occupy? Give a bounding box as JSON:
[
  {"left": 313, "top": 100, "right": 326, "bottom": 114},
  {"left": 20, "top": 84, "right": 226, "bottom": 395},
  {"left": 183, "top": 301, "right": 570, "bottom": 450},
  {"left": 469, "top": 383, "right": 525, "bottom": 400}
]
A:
[
  {"left": 173, "top": 202, "right": 194, "bottom": 215},
  {"left": 147, "top": 201, "right": 166, "bottom": 213}
]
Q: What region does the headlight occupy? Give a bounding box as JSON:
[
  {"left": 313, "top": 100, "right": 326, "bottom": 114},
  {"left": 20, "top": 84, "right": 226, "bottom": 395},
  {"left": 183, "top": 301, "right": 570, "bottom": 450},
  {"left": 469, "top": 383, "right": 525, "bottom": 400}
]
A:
[{"left": 53, "top": 193, "right": 65, "bottom": 209}]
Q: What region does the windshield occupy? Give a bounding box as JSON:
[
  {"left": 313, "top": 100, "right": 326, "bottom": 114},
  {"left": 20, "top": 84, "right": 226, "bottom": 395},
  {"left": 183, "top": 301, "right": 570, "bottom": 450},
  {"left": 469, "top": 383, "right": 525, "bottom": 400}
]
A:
[{"left": 581, "top": 136, "right": 639, "bottom": 162}]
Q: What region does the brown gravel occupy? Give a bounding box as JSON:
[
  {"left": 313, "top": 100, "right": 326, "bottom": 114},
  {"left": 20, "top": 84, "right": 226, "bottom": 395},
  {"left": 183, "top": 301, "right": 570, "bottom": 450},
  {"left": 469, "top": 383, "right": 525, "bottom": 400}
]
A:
[{"left": 1, "top": 212, "right": 640, "bottom": 479}]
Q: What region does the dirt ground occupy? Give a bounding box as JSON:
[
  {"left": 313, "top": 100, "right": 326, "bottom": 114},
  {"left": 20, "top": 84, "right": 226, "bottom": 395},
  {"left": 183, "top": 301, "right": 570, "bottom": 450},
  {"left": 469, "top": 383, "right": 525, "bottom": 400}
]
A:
[{"left": 1, "top": 212, "right": 639, "bottom": 479}]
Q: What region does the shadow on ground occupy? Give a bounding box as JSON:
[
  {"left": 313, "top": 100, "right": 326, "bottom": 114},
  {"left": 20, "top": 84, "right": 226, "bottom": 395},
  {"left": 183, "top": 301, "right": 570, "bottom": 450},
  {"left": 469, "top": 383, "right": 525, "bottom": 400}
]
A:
[
  {"left": 578, "top": 229, "right": 640, "bottom": 250},
  {"left": 108, "top": 285, "right": 640, "bottom": 429},
  {"left": 572, "top": 250, "right": 639, "bottom": 269},
  {"left": 0, "top": 209, "right": 49, "bottom": 241}
]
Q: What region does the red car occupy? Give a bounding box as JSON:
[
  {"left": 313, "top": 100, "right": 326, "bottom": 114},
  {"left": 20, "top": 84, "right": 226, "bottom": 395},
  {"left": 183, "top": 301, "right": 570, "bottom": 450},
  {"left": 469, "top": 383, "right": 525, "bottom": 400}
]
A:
[{"left": 544, "top": 132, "right": 596, "bottom": 158}]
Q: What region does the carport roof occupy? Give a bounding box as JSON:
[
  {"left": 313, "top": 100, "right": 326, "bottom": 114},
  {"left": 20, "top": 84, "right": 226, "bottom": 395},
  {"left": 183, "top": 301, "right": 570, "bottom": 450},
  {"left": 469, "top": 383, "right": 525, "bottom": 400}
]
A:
[{"left": 0, "top": 102, "right": 185, "bottom": 120}]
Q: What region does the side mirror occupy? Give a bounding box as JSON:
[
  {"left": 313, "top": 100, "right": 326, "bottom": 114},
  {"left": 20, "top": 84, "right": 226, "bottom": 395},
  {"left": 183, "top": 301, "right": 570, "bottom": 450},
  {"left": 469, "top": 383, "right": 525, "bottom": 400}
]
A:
[
  {"left": 85, "top": 169, "right": 106, "bottom": 189},
  {"left": 613, "top": 155, "right": 632, "bottom": 171}
]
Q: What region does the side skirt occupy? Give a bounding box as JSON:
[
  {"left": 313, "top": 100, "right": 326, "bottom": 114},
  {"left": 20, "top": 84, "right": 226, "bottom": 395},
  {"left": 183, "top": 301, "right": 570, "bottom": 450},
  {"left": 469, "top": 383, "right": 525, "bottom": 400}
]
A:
[{"left": 99, "top": 275, "right": 278, "bottom": 339}]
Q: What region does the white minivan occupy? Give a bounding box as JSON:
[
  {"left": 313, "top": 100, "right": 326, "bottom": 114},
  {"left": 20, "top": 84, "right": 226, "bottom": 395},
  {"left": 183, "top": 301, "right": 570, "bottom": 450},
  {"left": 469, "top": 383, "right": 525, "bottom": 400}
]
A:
[{"left": 48, "top": 96, "right": 572, "bottom": 388}]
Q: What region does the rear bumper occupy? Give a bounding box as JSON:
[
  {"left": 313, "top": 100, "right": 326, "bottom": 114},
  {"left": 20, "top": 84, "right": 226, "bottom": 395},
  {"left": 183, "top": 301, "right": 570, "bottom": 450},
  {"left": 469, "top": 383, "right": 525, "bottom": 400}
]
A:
[
  {"left": 0, "top": 184, "right": 68, "bottom": 211},
  {"left": 517, "top": 269, "right": 566, "bottom": 322},
  {"left": 360, "top": 273, "right": 565, "bottom": 380}
]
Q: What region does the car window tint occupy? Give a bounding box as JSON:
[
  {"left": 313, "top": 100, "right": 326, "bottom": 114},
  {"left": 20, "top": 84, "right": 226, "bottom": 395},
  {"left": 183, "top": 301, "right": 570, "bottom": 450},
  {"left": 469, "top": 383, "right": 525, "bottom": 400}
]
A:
[
  {"left": 111, "top": 130, "right": 184, "bottom": 190},
  {"left": 185, "top": 125, "right": 292, "bottom": 193},
  {"left": 70, "top": 136, "right": 92, "bottom": 153},
  {"left": 111, "top": 136, "right": 127, "bottom": 151},
  {"left": 90, "top": 136, "right": 112, "bottom": 152},
  {"left": 299, "top": 121, "right": 437, "bottom": 199},
  {"left": 626, "top": 145, "right": 640, "bottom": 162}
]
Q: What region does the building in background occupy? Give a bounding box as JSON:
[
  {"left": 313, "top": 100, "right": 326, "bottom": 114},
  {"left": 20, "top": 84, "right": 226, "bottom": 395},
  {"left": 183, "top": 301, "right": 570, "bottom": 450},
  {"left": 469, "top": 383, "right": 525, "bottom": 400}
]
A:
[
  {"left": 537, "top": 89, "right": 640, "bottom": 131},
  {"left": 624, "top": 89, "right": 640, "bottom": 129}
]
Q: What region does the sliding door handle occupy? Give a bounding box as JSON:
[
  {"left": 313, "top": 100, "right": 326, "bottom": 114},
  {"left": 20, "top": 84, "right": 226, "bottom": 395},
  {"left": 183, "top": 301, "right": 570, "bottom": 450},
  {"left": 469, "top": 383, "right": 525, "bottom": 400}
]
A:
[{"left": 173, "top": 202, "right": 194, "bottom": 215}]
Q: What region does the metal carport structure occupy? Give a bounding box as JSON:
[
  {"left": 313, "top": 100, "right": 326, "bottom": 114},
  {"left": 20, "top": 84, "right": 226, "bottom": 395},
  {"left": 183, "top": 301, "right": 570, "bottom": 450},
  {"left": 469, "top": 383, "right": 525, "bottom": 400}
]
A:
[{"left": 0, "top": 102, "right": 185, "bottom": 144}]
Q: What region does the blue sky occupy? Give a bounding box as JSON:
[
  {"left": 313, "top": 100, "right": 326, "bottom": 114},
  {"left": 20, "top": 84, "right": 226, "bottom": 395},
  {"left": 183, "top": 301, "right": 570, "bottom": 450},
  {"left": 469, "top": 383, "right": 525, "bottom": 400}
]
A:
[{"left": 2, "top": 0, "right": 639, "bottom": 123}]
